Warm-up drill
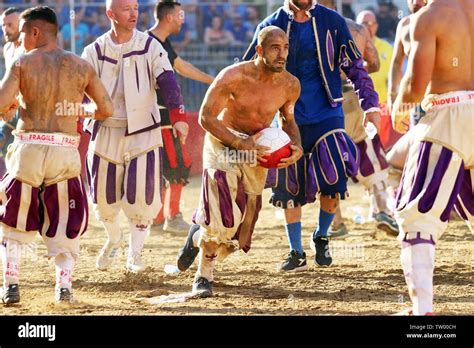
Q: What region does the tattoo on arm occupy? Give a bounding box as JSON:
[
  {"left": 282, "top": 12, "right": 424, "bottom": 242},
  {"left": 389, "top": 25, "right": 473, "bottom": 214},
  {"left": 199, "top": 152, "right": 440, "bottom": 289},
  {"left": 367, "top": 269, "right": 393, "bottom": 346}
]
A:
[{"left": 0, "top": 61, "right": 21, "bottom": 111}]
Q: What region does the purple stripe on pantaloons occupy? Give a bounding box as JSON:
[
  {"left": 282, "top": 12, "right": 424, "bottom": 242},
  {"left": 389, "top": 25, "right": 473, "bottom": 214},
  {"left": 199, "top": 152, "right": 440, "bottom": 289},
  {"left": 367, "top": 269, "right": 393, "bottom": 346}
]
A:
[
  {"left": 145, "top": 151, "right": 155, "bottom": 205},
  {"left": 106, "top": 162, "right": 117, "bottom": 204},
  {"left": 214, "top": 170, "right": 234, "bottom": 228},
  {"left": 0, "top": 178, "right": 22, "bottom": 228},
  {"left": 44, "top": 184, "right": 59, "bottom": 238},
  {"left": 418, "top": 147, "right": 452, "bottom": 214},
  {"left": 66, "top": 178, "right": 87, "bottom": 239},
  {"left": 356, "top": 139, "right": 375, "bottom": 177},
  {"left": 91, "top": 154, "right": 101, "bottom": 204},
  {"left": 25, "top": 187, "right": 40, "bottom": 231},
  {"left": 408, "top": 142, "right": 432, "bottom": 203},
  {"left": 316, "top": 139, "right": 337, "bottom": 184},
  {"left": 440, "top": 164, "right": 465, "bottom": 222},
  {"left": 127, "top": 158, "right": 138, "bottom": 205}
]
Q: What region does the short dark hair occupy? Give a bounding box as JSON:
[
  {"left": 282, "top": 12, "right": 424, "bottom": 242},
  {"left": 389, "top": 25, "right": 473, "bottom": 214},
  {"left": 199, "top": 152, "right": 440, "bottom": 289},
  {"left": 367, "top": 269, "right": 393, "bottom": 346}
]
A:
[
  {"left": 155, "top": 0, "right": 181, "bottom": 20},
  {"left": 20, "top": 6, "right": 58, "bottom": 30},
  {"left": 2, "top": 7, "right": 22, "bottom": 17}
]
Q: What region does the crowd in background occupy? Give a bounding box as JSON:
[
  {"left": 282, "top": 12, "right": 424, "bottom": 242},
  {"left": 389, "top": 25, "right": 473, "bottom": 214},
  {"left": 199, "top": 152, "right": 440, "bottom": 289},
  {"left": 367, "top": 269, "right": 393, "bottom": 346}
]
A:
[{"left": 0, "top": 0, "right": 402, "bottom": 55}]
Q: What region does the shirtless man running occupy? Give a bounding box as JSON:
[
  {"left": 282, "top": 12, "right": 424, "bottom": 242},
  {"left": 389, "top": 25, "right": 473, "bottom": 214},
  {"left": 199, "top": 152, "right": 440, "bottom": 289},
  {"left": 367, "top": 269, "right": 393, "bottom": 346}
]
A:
[
  {"left": 392, "top": 0, "right": 474, "bottom": 315},
  {"left": 181, "top": 26, "right": 303, "bottom": 297},
  {"left": 0, "top": 6, "right": 113, "bottom": 304}
]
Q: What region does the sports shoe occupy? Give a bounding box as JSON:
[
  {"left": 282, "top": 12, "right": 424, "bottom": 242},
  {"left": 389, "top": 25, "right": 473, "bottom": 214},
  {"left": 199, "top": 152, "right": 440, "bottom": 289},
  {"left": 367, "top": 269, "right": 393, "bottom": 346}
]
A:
[
  {"left": 55, "top": 288, "right": 73, "bottom": 303},
  {"left": 96, "top": 240, "right": 122, "bottom": 271},
  {"left": 278, "top": 250, "right": 308, "bottom": 272},
  {"left": 164, "top": 213, "right": 191, "bottom": 233},
  {"left": 192, "top": 277, "right": 213, "bottom": 298},
  {"left": 2, "top": 284, "right": 20, "bottom": 305},
  {"left": 375, "top": 212, "right": 399, "bottom": 237},
  {"left": 313, "top": 236, "right": 332, "bottom": 267},
  {"left": 148, "top": 221, "right": 164, "bottom": 236},
  {"left": 176, "top": 224, "right": 201, "bottom": 272},
  {"left": 328, "top": 223, "right": 349, "bottom": 238},
  {"left": 126, "top": 253, "right": 145, "bottom": 273}
]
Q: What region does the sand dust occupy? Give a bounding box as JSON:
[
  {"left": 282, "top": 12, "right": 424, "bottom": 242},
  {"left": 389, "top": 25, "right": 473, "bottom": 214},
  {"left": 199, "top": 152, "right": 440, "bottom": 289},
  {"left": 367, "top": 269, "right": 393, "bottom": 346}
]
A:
[{"left": 1, "top": 178, "right": 473, "bottom": 315}]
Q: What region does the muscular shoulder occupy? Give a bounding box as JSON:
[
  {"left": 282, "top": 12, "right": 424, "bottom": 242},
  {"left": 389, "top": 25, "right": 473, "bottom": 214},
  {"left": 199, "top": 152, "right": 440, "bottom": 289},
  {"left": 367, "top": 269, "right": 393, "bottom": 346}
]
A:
[
  {"left": 214, "top": 62, "right": 246, "bottom": 89},
  {"left": 409, "top": 5, "right": 439, "bottom": 39},
  {"left": 282, "top": 71, "right": 299, "bottom": 89},
  {"left": 397, "top": 15, "right": 410, "bottom": 31},
  {"left": 282, "top": 71, "right": 300, "bottom": 100},
  {"left": 69, "top": 52, "right": 95, "bottom": 72}
]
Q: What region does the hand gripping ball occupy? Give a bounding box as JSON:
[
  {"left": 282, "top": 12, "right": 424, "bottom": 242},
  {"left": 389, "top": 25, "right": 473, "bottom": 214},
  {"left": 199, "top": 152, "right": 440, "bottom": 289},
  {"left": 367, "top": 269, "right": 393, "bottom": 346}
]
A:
[{"left": 255, "top": 128, "right": 292, "bottom": 168}]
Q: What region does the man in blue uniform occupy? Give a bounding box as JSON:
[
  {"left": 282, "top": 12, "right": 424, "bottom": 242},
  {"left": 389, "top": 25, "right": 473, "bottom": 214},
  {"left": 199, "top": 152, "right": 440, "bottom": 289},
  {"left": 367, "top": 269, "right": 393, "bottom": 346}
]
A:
[{"left": 242, "top": 0, "right": 381, "bottom": 271}]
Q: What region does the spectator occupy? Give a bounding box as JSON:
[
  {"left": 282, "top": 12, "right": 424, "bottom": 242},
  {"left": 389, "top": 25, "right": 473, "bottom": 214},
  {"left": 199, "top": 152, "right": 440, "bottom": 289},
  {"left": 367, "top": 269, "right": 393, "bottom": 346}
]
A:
[
  {"left": 138, "top": 10, "right": 152, "bottom": 31},
  {"left": 61, "top": 10, "right": 90, "bottom": 55},
  {"left": 204, "top": 16, "right": 233, "bottom": 46},
  {"left": 245, "top": 6, "right": 261, "bottom": 34},
  {"left": 224, "top": 4, "right": 248, "bottom": 22},
  {"left": 169, "top": 21, "right": 191, "bottom": 50},
  {"left": 375, "top": 1, "right": 397, "bottom": 41},
  {"left": 82, "top": 7, "right": 99, "bottom": 29},
  {"left": 178, "top": 0, "right": 198, "bottom": 42},
  {"left": 201, "top": 4, "right": 224, "bottom": 30},
  {"left": 91, "top": 13, "right": 109, "bottom": 39},
  {"left": 357, "top": 10, "right": 393, "bottom": 104},
  {"left": 342, "top": 0, "right": 356, "bottom": 20},
  {"left": 225, "top": 13, "right": 251, "bottom": 44}
]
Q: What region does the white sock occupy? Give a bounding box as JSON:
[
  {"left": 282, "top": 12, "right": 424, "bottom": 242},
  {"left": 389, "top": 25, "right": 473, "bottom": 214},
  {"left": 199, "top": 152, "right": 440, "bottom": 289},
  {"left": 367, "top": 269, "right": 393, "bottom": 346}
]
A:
[
  {"left": 401, "top": 242, "right": 435, "bottom": 315},
  {"left": 372, "top": 182, "right": 390, "bottom": 214},
  {"left": 1, "top": 239, "right": 21, "bottom": 286},
  {"left": 102, "top": 219, "right": 123, "bottom": 245},
  {"left": 129, "top": 223, "right": 149, "bottom": 257},
  {"left": 55, "top": 253, "right": 75, "bottom": 290},
  {"left": 197, "top": 242, "right": 217, "bottom": 282},
  {"left": 192, "top": 227, "right": 202, "bottom": 247}
]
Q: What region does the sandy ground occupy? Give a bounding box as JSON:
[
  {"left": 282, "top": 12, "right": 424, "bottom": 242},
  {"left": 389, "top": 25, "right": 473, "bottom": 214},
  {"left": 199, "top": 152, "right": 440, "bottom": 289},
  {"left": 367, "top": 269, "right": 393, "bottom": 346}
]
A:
[{"left": 1, "top": 177, "right": 473, "bottom": 316}]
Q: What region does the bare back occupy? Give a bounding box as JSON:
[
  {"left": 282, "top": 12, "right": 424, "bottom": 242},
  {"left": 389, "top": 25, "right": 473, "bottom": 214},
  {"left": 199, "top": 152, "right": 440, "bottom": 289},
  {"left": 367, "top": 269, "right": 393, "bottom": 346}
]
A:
[
  {"left": 416, "top": 0, "right": 474, "bottom": 94},
  {"left": 220, "top": 62, "right": 299, "bottom": 135},
  {"left": 17, "top": 48, "right": 91, "bottom": 134}
]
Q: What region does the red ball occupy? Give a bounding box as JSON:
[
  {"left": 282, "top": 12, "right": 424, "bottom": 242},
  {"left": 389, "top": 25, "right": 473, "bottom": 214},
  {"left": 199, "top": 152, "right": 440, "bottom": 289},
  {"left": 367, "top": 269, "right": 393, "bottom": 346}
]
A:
[{"left": 255, "top": 128, "right": 292, "bottom": 168}]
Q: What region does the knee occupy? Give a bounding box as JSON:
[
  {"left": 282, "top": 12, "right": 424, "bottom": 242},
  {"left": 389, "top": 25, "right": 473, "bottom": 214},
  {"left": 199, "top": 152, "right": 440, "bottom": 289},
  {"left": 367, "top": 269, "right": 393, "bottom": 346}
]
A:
[
  {"left": 320, "top": 195, "right": 339, "bottom": 214},
  {"left": 201, "top": 240, "right": 219, "bottom": 261},
  {"left": 284, "top": 206, "right": 302, "bottom": 223}
]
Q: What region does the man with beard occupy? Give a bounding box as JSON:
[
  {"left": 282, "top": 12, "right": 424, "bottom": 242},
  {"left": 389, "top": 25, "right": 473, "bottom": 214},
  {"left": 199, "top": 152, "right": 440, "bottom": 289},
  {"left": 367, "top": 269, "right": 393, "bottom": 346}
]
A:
[
  {"left": 241, "top": 0, "right": 381, "bottom": 271},
  {"left": 82, "top": 0, "right": 187, "bottom": 273},
  {"left": 189, "top": 26, "right": 302, "bottom": 297}
]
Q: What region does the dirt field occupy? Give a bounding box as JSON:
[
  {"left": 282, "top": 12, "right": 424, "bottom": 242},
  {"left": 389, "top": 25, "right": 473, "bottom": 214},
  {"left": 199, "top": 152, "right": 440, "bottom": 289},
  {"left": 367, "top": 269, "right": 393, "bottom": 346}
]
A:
[{"left": 1, "top": 177, "right": 473, "bottom": 316}]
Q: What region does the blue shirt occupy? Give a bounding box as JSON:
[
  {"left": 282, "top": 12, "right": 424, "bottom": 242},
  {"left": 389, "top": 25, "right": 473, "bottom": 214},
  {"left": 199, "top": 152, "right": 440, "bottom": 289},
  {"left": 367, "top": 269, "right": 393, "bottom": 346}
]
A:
[
  {"left": 288, "top": 21, "right": 343, "bottom": 125},
  {"left": 62, "top": 23, "right": 90, "bottom": 55}
]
